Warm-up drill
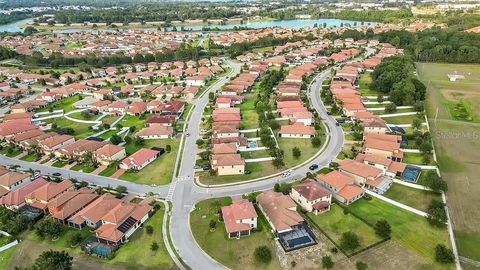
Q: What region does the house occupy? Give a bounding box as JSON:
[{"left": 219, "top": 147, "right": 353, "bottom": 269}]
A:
[
  {"left": 221, "top": 199, "right": 258, "bottom": 239},
  {"left": 38, "top": 134, "right": 75, "bottom": 155},
  {"left": 136, "top": 126, "right": 174, "bottom": 139},
  {"left": 127, "top": 102, "right": 147, "bottom": 116},
  {"left": 25, "top": 180, "right": 75, "bottom": 211},
  {"left": 316, "top": 171, "right": 365, "bottom": 205},
  {"left": 212, "top": 143, "right": 238, "bottom": 155},
  {"left": 94, "top": 144, "right": 127, "bottom": 166},
  {"left": 363, "top": 135, "right": 404, "bottom": 162},
  {"left": 211, "top": 154, "right": 245, "bottom": 176},
  {"left": 145, "top": 115, "right": 176, "bottom": 127},
  {"left": 108, "top": 101, "right": 129, "bottom": 115},
  {"left": 0, "top": 178, "right": 49, "bottom": 211},
  {"left": 0, "top": 171, "right": 32, "bottom": 197},
  {"left": 278, "top": 122, "right": 316, "bottom": 138},
  {"left": 95, "top": 202, "right": 153, "bottom": 246},
  {"left": 215, "top": 97, "right": 232, "bottom": 108},
  {"left": 290, "top": 180, "right": 332, "bottom": 215},
  {"left": 213, "top": 125, "right": 240, "bottom": 138},
  {"left": 185, "top": 75, "right": 207, "bottom": 87},
  {"left": 68, "top": 193, "right": 123, "bottom": 229},
  {"left": 48, "top": 188, "right": 99, "bottom": 223},
  {"left": 55, "top": 139, "right": 107, "bottom": 160},
  {"left": 120, "top": 148, "right": 160, "bottom": 170},
  {"left": 257, "top": 191, "right": 304, "bottom": 233}
]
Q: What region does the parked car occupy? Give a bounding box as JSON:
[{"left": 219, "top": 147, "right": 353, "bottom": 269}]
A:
[
  {"left": 309, "top": 164, "right": 319, "bottom": 171},
  {"left": 52, "top": 172, "right": 62, "bottom": 177}
]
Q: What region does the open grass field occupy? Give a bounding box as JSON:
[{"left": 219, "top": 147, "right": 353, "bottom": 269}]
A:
[
  {"left": 70, "top": 163, "right": 96, "bottom": 173},
  {"left": 238, "top": 93, "right": 259, "bottom": 129},
  {"left": 384, "top": 183, "right": 441, "bottom": 212},
  {"left": 417, "top": 62, "right": 480, "bottom": 263},
  {"left": 120, "top": 138, "right": 179, "bottom": 185},
  {"left": 383, "top": 114, "right": 420, "bottom": 125},
  {"left": 403, "top": 152, "right": 432, "bottom": 165},
  {"left": 348, "top": 198, "right": 451, "bottom": 269},
  {"left": 198, "top": 162, "right": 281, "bottom": 185},
  {"left": 46, "top": 117, "right": 94, "bottom": 140},
  {"left": 278, "top": 137, "right": 324, "bottom": 168},
  {"left": 190, "top": 197, "right": 281, "bottom": 270},
  {"left": 307, "top": 204, "right": 382, "bottom": 255}
]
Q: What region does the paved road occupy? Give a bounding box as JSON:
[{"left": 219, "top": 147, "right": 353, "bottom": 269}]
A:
[{"left": 0, "top": 155, "right": 169, "bottom": 196}]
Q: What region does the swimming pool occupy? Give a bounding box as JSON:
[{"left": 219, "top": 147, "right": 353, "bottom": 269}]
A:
[{"left": 402, "top": 166, "right": 421, "bottom": 183}]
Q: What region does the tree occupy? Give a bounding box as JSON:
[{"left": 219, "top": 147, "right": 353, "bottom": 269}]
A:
[
  {"left": 385, "top": 102, "right": 397, "bottom": 113},
  {"left": 311, "top": 137, "right": 322, "bottom": 148},
  {"left": 150, "top": 241, "right": 159, "bottom": 252},
  {"left": 146, "top": 225, "right": 154, "bottom": 235},
  {"left": 340, "top": 231, "right": 360, "bottom": 251},
  {"left": 209, "top": 220, "right": 217, "bottom": 230},
  {"left": 322, "top": 255, "right": 334, "bottom": 269},
  {"left": 68, "top": 232, "right": 83, "bottom": 246},
  {"left": 424, "top": 171, "right": 448, "bottom": 192},
  {"left": 292, "top": 147, "right": 301, "bottom": 159},
  {"left": 110, "top": 134, "right": 122, "bottom": 145},
  {"left": 166, "top": 144, "right": 172, "bottom": 153},
  {"left": 115, "top": 185, "right": 127, "bottom": 194},
  {"left": 426, "top": 199, "right": 447, "bottom": 227},
  {"left": 356, "top": 261, "right": 368, "bottom": 270},
  {"left": 374, "top": 219, "right": 391, "bottom": 238},
  {"left": 377, "top": 94, "right": 384, "bottom": 104},
  {"left": 435, "top": 244, "right": 455, "bottom": 264},
  {"left": 412, "top": 117, "right": 422, "bottom": 130},
  {"left": 31, "top": 250, "right": 73, "bottom": 270},
  {"left": 135, "top": 136, "right": 145, "bottom": 147},
  {"left": 35, "top": 219, "right": 62, "bottom": 239},
  {"left": 254, "top": 246, "right": 272, "bottom": 264}
]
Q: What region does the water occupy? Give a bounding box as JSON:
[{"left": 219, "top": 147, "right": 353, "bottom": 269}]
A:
[{"left": 0, "top": 18, "right": 372, "bottom": 34}]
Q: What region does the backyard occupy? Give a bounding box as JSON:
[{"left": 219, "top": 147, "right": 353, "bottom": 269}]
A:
[
  {"left": 417, "top": 62, "right": 480, "bottom": 265},
  {"left": 307, "top": 204, "right": 382, "bottom": 255},
  {"left": 45, "top": 117, "right": 94, "bottom": 140},
  {"left": 348, "top": 198, "right": 451, "bottom": 269},
  {"left": 190, "top": 197, "right": 281, "bottom": 270},
  {"left": 384, "top": 183, "right": 441, "bottom": 212}
]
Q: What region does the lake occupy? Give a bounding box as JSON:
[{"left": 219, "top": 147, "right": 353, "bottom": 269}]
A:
[{"left": 0, "top": 18, "right": 373, "bottom": 34}]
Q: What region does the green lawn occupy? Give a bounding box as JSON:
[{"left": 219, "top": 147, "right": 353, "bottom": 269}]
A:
[
  {"left": 52, "top": 160, "right": 67, "bottom": 168},
  {"left": 239, "top": 94, "right": 259, "bottom": 129},
  {"left": 348, "top": 198, "right": 451, "bottom": 269},
  {"left": 278, "top": 137, "right": 324, "bottom": 168},
  {"left": 70, "top": 163, "right": 96, "bottom": 173},
  {"left": 108, "top": 207, "right": 174, "bottom": 268},
  {"left": 358, "top": 73, "right": 381, "bottom": 96},
  {"left": 37, "top": 95, "right": 83, "bottom": 113},
  {"left": 307, "top": 204, "right": 382, "bottom": 255},
  {"left": 384, "top": 183, "right": 441, "bottom": 212},
  {"left": 101, "top": 115, "right": 121, "bottom": 126},
  {"left": 120, "top": 139, "right": 179, "bottom": 185},
  {"left": 190, "top": 197, "right": 281, "bottom": 270},
  {"left": 67, "top": 111, "right": 96, "bottom": 121},
  {"left": 99, "top": 165, "right": 118, "bottom": 177},
  {"left": 119, "top": 114, "right": 151, "bottom": 132},
  {"left": 383, "top": 114, "right": 421, "bottom": 125},
  {"left": 455, "top": 231, "right": 480, "bottom": 262},
  {"left": 403, "top": 152, "right": 432, "bottom": 165},
  {"left": 98, "top": 130, "right": 118, "bottom": 140},
  {"left": 240, "top": 150, "right": 272, "bottom": 160},
  {"left": 46, "top": 117, "right": 94, "bottom": 140}
]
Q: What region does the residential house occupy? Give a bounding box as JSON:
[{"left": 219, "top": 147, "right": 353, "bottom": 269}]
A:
[
  {"left": 290, "top": 180, "right": 332, "bottom": 215},
  {"left": 316, "top": 171, "right": 365, "bottom": 205},
  {"left": 221, "top": 199, "right": 258, "bottom": 239},
  {"left": 0, "top": 178, "right": 49, "bottom": 211},
  {"left": 211, "top": 154, "right": 245, "bottom": 176},
  {"left": 38, "top": 134, "right": 75, "bottom": 155},
  {"left": 25, "top": 180, "right": 75, "bottom": 212},
  {"left": 94, "top": 144, "right": 127, "bottom": 166},
  {"left": 120, "top": 148, "right": 160, "bottom": 170}
]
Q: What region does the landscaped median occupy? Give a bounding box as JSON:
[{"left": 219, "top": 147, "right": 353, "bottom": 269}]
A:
[{"left": 189, "top": 197, "right": 281, "bottom": 270}]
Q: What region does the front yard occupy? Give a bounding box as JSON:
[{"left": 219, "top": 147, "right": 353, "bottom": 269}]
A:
[{"left": 190, "top": 197, "right": 281, "bottom": 270}]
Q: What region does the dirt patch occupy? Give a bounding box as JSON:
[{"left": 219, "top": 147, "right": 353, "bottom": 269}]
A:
[{"left": 334, "top": 240, "right": 434, "bottom": 270}]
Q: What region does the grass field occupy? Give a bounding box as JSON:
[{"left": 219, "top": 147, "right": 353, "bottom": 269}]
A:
[
  {"left": 120, "top": 139, "right": 179, "bottom": 185},
  {"left": 348, "top": 198, "right": 451, "bottom": 269},
  {"left": 37, "top": 95, "right": 83, "bottom": 113},
  {"left": 384, "top": 183, "right": 441, "bottom": 212},
  {"left": 46, "top": 117, "right": 94, "bottom": 140},
  {"left": 358, "top": 73, "right": 382, "bottom": 96},
  {"left": 383, "top": 114, "right": 420, "bottom": 125},
  {"left": 70, "top": 163, "right": 96, "bottom": 173},
  {"left": 190, "top": 197, "right": 281, "bottom": 270},
  {"left": 417, "top": 62, "right": 480, "bottom": 263},
  {"left": 238, "top": 93, "right": 259, "bottom": 129},
  {"left": 278, "top": 137, "right": 324, "bottom": 168},
  {"left": 52, "top": 160, "right": 67, "bottom": 168},
  {"left": 198, "top": 162, "right": 281, "bottom": 185},
  {"left": 307, "top": 204, "right": 382, "bottom": 255},
  {"left": 99, "top": 165, "right": 118, "bottom": 177},
  {"left": 403, "top": 152, "right": 432, "bottom": 165}
]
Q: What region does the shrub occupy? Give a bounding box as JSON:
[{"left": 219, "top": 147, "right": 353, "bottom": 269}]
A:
[
  {"left": 254, "top": 246, "right": 272, "bottom": 264},
  {"left": 374, "top": 219, "right": 391, "bottom": 238},
  {"left": 340, "top": 231, "right": 360, "bottom": 251},
  {"left": 356, "top": 261, "right": 368, "bottom": 270},
  {"left": 435, "top": 244, "right": 455, "bottom": 264},
  {"left": 322, "top": 255, "right": 334, "bottom": 269},
  {"left": 145, "top": 225, "right": 154, "bottom": 235}
]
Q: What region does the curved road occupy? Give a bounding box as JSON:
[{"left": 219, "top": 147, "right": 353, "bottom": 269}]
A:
[{"left": 0, "top": 50, "right": 373, "bottom": 270}]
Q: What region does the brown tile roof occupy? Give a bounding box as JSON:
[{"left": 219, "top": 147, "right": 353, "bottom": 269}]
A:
[
  {"left": 26, "top": 179, "right": 74, "bottom": 202},
  {"left": 212, "top": 143, "right": 238, "bottom": 155},
  {"left": 257, "top": 191, "right": 304, "bottom": 232},
  {"left": 212, "top": 154, "right": 245, "bottom": 166},
  {"left": 95, "top": 144, "right": 125, "bottom": 158},
  {"left": 293, "top": 179, "right": 331, "bottom": 201},
  {"left": 221, "top": 199, "right": 257, "bottom": 234},
  {"left": 316, "top": 171, "right": 355, "bottom": 190},
  {"left": 0, "top": 178, "right": 48, "bottom": 207},
  {"left": 68, "top": 194, "right": 122, "bottom": 225}
]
